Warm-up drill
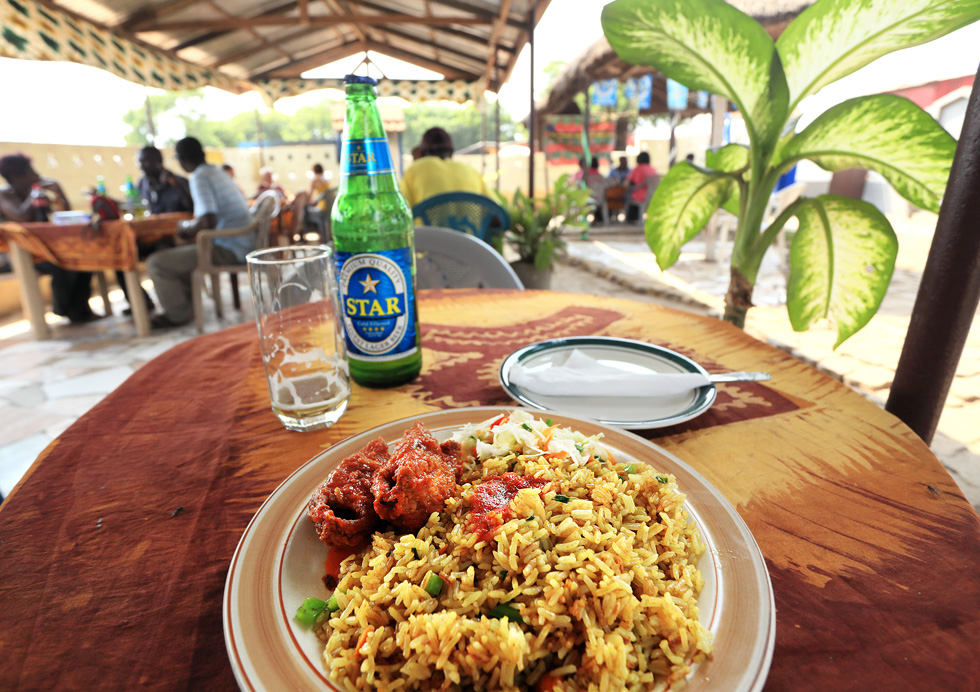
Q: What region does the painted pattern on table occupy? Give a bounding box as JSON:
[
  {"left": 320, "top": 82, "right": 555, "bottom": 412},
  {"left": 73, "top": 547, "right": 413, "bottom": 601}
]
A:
[{"left": 407, "top": 305, "right": 802, "bottom": 435}]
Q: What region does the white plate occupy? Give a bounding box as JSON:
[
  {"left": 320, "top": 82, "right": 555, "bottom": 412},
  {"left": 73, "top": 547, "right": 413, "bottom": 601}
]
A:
[
  {"left": 224, "top": 407, "right": 774, "bottom": 692},
  {"left": 223, "top": 407, "right": 776, "bottom": 692},
  {"left": 499, "top": 337, "right": 717, "bottom": 430}
]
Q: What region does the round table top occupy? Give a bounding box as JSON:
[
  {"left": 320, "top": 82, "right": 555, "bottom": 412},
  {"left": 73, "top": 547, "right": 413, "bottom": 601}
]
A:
[{"left": 1, "top": 289, "right": 978, "bottom": 692}]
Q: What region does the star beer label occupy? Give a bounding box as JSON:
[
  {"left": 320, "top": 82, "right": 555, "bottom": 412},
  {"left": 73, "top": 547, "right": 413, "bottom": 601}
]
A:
[
  {"left": 341, "top": 137, "right": 394, "bottom": 177},
  {"left": 335, "top": 249, "right": 417, "bottom": 360}
]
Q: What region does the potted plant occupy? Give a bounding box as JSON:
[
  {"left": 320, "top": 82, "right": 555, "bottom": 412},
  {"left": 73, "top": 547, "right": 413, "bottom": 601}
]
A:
[
  {"left": 602, "top": 0, "right": 975, "bottom": 346},
  {"left": 494, "top": 174, "right": 593, "bottom": 289}
]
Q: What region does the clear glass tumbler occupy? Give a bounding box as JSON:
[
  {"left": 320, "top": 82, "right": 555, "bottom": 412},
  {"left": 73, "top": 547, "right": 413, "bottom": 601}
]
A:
[{"left": 246, "top": 245, "right": 350, "bottom": 432}]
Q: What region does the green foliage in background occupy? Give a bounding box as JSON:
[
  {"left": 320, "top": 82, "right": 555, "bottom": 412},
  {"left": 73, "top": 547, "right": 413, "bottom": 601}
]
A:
[
  {"left": 401, "top": 100, "right": 523, "bottom": 152},
  {"left": 123, "top": 92, "right": 524, "bottom": 157},
  {"left": 602, "top": 0, "right": 978, "bottom": 345},
  {"left": 495, "top": 174, "right": 594, "bottom": 271},
  {"left": 123, "top": 92, "right": 337, "bottom": 148}
]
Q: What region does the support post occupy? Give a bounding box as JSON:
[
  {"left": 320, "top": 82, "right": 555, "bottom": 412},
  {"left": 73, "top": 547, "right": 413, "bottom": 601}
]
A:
[
  {"left": 495, "top": 95, "right": 501, "bottom": 192},
  {"left": 705, "top": 95, "right": 728, "bottom": 262},
  {"left": 527, "top": 0, "right": 536, "bottom": 198},
  {"left": 885, "top": 63, "right": 980, "bottom": 443}
]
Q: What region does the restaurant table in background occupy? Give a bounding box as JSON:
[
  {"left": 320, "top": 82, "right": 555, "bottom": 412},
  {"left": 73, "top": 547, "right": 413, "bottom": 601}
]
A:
[
  {"left": 0, "top": 213, "right": 189, "bottom": 338},
  {"left": 1, "top": 290, "right": 978, "bottom": 691}
]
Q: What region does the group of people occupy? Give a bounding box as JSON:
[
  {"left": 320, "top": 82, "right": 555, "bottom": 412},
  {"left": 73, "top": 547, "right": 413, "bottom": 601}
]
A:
[
  {"left": 574, "top": 153, "right": 660, "bottom": 222},
  {"left": 0, "top": 137, "right": 264, "bottom": 329},
  {"left": 1, "top": 127, "right": 484, "bottom": 330}
]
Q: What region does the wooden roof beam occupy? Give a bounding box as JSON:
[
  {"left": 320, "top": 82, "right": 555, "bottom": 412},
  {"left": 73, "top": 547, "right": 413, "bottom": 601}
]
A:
[
  {"left": 427, "top": 0, "right": 524, "bottom": 30},
  {"left": 483, "top": 0, "right": 511, "bottom": 90},
  {"left": 322, "top": 0, "right": 370, "bottom": 45},
  {"left": 369, "top": 25, "right": 497, "bottom": 73},
  {"left": 353, "top": 0, "right": 512, "bottom": 52},
  {"left": 120, "top": 0, "right": 202, "bottom": 30},
  {"left": 206, "top": 0, "right": 293, "bottom": 61},
  {"left": 210, "top": 26, "right": 322, "bottom": 69},
  {"left": 137, "top": 14, "right": 493, "bottom": 33},
  {"left": 255, "top": 39, "right": 477, "bottom": 81}
]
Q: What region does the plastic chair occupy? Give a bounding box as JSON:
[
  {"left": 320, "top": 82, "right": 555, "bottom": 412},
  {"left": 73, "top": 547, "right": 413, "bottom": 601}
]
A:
[
  {"left": 305, "top": 188, "right": 336, "bottom": 244},
  {"left": 411, "top": 192, "right": 510, "bottom": 246},
  {"left": 414, "top": 226, "right": 524, "bottom": 290},
  {"left": 191, "top": 195, "right": 276, "bottom": 332},
  {"left": 282, "top": 190, "right": 308, "bottom": 244},
  {"left": 583, "top": 176, "right": 610, "bottom": 226},
  {"left": 626, "top": 174, "right": 661, "bottom": 222}
]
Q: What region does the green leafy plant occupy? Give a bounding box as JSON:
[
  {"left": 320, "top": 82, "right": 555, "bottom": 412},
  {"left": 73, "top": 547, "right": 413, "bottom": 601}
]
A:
[
  {"left": 602, "top": 0, "right": 976, "bottom": 345},
  {"left": 494, "top": 173, "right": 593, "bottom": 271}
]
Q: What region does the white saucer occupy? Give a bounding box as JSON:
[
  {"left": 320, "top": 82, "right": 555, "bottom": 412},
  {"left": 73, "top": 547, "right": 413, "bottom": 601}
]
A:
[{"left": 498, "top": 336, "right": 716, "bottom": 430}]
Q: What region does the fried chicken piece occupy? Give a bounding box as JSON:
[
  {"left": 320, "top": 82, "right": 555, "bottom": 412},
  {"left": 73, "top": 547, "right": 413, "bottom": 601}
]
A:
[
  {"left": 308, "top": 437, "right": 389, "bottom": 548},
  {"left": 371, "top": 422, "right": 463, "bottom": 532}
]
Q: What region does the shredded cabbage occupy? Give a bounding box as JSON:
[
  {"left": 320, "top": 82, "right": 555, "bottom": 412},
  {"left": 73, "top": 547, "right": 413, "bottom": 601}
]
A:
[{"left": 452, "top": 410, "right": 609, "bottom": 466}]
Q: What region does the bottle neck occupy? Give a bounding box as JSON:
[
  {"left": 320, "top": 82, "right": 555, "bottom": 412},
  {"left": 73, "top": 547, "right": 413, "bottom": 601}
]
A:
[{"left": 338, "top": 83, "right": 398, "bottom": 192}]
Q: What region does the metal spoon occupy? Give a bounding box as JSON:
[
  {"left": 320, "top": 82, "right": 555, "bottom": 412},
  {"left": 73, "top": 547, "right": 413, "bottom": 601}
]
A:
[{"left": 707, "top": 371, "right": 771, "bottom": 383}]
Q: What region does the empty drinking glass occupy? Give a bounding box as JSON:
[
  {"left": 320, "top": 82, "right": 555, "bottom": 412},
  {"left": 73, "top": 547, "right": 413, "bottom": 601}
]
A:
[{"left": 246, "top": 245, "right": 350, "bottom": 432}]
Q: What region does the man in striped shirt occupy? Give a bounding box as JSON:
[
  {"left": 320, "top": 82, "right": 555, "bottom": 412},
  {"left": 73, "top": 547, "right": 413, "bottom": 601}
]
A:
[{"left": 146, "top": 137, "right": 253, "bottom": 328}]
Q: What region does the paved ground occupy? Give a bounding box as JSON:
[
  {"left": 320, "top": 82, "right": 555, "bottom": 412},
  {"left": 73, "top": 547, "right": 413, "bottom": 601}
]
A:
[{"left": 555, "top": 212, "right": 980, "bottom": 513}]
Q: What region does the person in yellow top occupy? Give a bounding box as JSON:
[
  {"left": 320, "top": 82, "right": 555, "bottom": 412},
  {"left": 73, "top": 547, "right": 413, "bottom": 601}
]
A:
[
  {"left": 308, "top": 163, "right": 332, "bottom": 210},
  {"left": 399, "top": 128, "right": 488, "bottom": 208}
]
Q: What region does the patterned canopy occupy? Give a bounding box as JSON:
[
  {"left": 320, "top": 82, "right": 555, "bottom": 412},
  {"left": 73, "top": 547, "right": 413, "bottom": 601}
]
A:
[{"left": 2, "top": 0, "right": 545, "bottom": 106}]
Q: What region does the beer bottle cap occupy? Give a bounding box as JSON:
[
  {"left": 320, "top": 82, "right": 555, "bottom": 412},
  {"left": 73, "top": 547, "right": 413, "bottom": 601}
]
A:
[{"left": 344, "top": 74, "right": 378, "bottom": 86}]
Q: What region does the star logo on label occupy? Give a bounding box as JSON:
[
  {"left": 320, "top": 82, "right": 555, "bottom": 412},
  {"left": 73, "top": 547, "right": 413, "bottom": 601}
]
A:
[{"left": 359, "top": 273, "right": 380, "bottom": 294}]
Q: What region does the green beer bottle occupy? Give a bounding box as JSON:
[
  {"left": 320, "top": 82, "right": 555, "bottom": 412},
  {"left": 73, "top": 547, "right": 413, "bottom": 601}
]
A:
[{"left": 332, "top": 74, "right": 421, "bottom": 387}]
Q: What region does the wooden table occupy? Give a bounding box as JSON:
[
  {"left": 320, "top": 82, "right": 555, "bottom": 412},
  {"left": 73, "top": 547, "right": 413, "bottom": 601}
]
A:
[
  {"left": 1, "top": 290, "right": 977, "bottom": 691},
  {"left": 0, "top": 213, "right": 188, "bottom": 339}
]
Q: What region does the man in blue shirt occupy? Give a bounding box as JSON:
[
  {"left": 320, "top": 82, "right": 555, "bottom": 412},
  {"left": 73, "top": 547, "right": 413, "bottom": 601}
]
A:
[{"left": 146, "top": 137, "right": 253, "bottom": 328}]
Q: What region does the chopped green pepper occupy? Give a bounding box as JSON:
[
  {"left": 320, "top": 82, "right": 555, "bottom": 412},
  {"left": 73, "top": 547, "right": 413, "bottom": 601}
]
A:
[
  {"left": 554, "top": 494, "right": 571, "bottom": 503},
  {"left": 326, "top": 595, "right": 340, "bottom": 613},
  {"left": 545, "top": 417, "right": 554, "bottom": 426},
  {"left": 296, "top": 597, "right": 328, "bottom": 625},
  {"left": 412, "top": 547, "right": 420, "bottom": 561},
  {"left": 623, "top": 463, "right": 637, "bottom": 474},
  {"left": 574, "top": 443, "right": 585, "bottom": 454},
  {"left": 655, "top": 475, "right": 669, "bottom": 484},
  {"left": 488, "top": 602, "right": 524, "bottom": 623},
  {"left": 521, "top": 423, "right": 533, "bottom": 432},
  {"left": 425, "top": 574, "right": 444, "bottom": 597}
]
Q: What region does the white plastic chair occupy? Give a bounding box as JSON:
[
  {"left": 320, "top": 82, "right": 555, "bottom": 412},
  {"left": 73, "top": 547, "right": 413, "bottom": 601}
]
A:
[
  {"left": 190, "top": 195, "right": 278, "bottom": 332},
  {"left": 414, "top": 226, "right": 524, "bottom": 290}
]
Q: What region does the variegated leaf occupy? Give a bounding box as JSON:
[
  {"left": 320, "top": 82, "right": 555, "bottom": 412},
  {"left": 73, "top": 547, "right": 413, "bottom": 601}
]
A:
[
  {"left": 781, "top": 95, "right": 955, "bottom": 212},
  {"left": 644, "top": 162, "right": 733, "bottom": 270},
  {"left": 778, "top": 0, "right": 980, "bottom": 111},
  {"left": 704, "top": 144, "right": 747, "bottom": 215},
  {"left": 787, "top": 195, "right": 897, "bottom": 347},
  {"left": 602, "top": 0, "right": 788, "bottom": 152},
  {"left": 705, "top": 143, "right": 750, "bottom": 173}
]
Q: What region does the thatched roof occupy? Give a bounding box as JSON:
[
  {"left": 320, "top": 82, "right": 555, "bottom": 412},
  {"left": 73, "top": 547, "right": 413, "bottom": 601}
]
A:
[{"left": 536, "top": 0, "right": 814, "bottom": 118}]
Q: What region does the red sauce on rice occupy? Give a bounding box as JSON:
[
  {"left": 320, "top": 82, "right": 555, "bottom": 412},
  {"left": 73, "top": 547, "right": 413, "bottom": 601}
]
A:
[{"left": 469, "top": 473, "right": 547, "bottom": 543}]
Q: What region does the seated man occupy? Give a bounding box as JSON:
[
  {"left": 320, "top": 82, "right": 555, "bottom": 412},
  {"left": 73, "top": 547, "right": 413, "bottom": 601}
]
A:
[
  {"left": 626, "top": 152, "right": 659, "bottom": 222},
  {"left": 113, "top": 145, "right": 195, "bottom": 315},
  {"left": 0, "top": 153, "right": 100, "bottom": 324},
  {"left": 146, "top": 137, "right": 252, "bottom": 329},
  {"left": 398, "top": 128, "right": 488, "bottom": 207},
  {"left": 137, "top": 145, "right": 193, "bottom": 215},
  {"left": 581, "top": 158, "right": 610, "bottom": 224},
  {"left": 253, "top": 167, "right": 287, "bottom": 201},
  {"left": 607, "top": 156, "right": 631, "bottom": 186}
]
